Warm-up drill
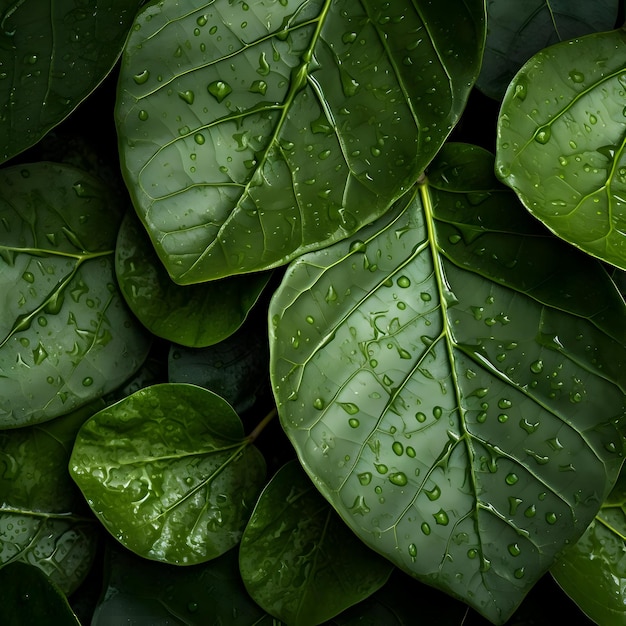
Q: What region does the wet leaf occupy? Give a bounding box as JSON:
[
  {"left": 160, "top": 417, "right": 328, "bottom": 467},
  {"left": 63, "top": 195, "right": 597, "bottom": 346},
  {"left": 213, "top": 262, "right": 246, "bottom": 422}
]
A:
[
  {"left": 269, "top": 143, "right": 626, "bottom": 624},
  {"left": 0, "top": 561, "right": 80, "bottom": 626},
  {"left": 115, "top": 210, "right": 271, "bottom": 347},
  {"left": 0, "top": 162, "right": 151, "bottom": 427},
  {"left": 0, "top": 401, "right": 102, "bottom": 594},
  {"left": 495, "top": 28, "right": 626, "bottom": 270},
  {"left": 69, "top": 383, "right": 266, "bottom": 565},
  {"left": 551, "top": 470, "right": 626, "bottom": 626},
  {"left": 477, "top": 0, "right": 618, "bottom": 100},
  {"left": 240, "top": 460, "right": 392, "bottom": 625},
  {"left": 116, "top": 0, "right": 485, "bottom": 283},
  {"left": 0, "top": 0, "right": 143, "bottom": 164}
]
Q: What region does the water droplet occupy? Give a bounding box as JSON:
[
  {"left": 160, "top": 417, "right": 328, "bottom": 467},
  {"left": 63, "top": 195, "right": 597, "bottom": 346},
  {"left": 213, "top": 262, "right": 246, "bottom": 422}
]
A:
[
  {"left": 432, "top": 406, "right": 442, "bottom": 419},
  {"left": 342, "top": 31, "right": 357, "bottom": 44},
  {"left": 513, "top": 77, "right": 528, "bottom": 100},
  {"left": 207, "top": 80, "right": 232, "bottom": 102},
  {"left": 467, "top": 548, "right": 478, "bottom": 559},
  {"left": 569, "top": 70, "right": 585, "bottom": 83},
  {"left": 505, "top": 473, "right": 518, "bottom": 485},
  {"left": 32, "top": 343, "right": 48, "bottom": 365},
  {"left": 178, "top": 90, "right": 195, "bottom": 104},
  {"left": 425, "top": 485, "right": 441, "bottom": 501},
  {"left": 498, "top": 398, "right": 512, "bottom": 409},
  {"left": 196, "top": 14, "right": 208, "bottom": 26},
  {"left": 524, "top": 505, "right": 536, "bottom": 518},
  {"left": 389, "top": 472, "right": 407, "bottom": 486},
  {"left": 257, "top": 52, "right": 270, "bottom": 76},
  {"left": 138, "top": 109, "right": 149, "bottom": 121},
  {"left": 313, "top": 398, "right": 325, "bottom": 410},
  {"left": 358, "top": 472, "right": 372, "bottom": 485},
  {"left": 433, "top": 509, "right": 449, "bottom": 525},
  {"left": 421, "top": 522, "right": 431, "bottom": 535},
  {"left": 530, "top": 360, "right": 544, "bottom": 374},
  {"left": 348, "top": 418, "right": 360, "bottom": 428},
  {"left": 514, "top": 567, "right": 525, "bottom": 579},
  {"left": 82, "top": 377, "right": 93, "bottom": 387},
  {"left": 397, "top": 276, "right": 411, "bottom": 288},
  {"left": 545, "top": 512, "right": 557, "bottom": 525},
  {"left": 22, "top": 271, "right": 34, "bottom": 283},
  {"left": 508, "top": 543, "right": 521, "bottom": 556},
  {"left": 406, "top": 446, "right": 416, "bottom": 458},
  {"left": 187, "top": 601, "right": 198, "bottom": 613},
  {"left": 420, "top": 292, "right": 432, "bottom": 302},
  {"left": 392, "top": 442, "right": 403, "bottom": 456},
  {"left": 194, "top": 133, "right": 205, "bottom": 145},
  {"left": 133, "top": 70, "right": 150, "bottom": 84},
  {"left": 325, "top": 285, "right": 338, "bottom": 303},
  {"left": 249, "top": 79, "right": 267, "bottom": 95},
  {"left": 534, "top": 126, "right": 551, "bottom": 144},
  {"left": 408, "top": 543, "right": 417, "bottom": 559},
  {"left": 375, "top": 464, "right": 388, "bottom": 474}
]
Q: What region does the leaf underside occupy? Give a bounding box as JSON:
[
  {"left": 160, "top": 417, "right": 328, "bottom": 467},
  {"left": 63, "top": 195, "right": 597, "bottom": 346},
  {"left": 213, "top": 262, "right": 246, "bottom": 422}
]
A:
[{"left": 269, "top": 144, "right": 626, "bottom": 624}]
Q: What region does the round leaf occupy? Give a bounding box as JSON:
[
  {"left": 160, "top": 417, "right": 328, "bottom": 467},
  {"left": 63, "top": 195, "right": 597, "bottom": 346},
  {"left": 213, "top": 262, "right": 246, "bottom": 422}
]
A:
[
  {"left": 495, "top": 28, "right": 626, "bottom": 270},
  {"left": 0, "top": 162, "right": 151, "bottom": 428},
  {"left": 116, "top": 0, "right": 485, "bottom": 283},
  {"left": 239, "top": 460, "right": 393, "bottom": 625},
  {"left": 269, "top": 144, "right": 626, "bottom": 624},
  {"left": 69, "top": 383, "right": 267, "bottom": 565}
]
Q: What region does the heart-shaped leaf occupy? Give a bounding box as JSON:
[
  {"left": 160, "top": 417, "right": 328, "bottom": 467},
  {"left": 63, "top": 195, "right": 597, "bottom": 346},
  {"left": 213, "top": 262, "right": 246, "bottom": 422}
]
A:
[
  {"left": 115, "top": 210, "right": 271, "bottom": 347},
  {"left": 495, "top": 28, "right": 626, "bottom": 270},
  {"left": 0, "top": 162, "right": 151, "bottom": 427},
  {"left": 69, "top": 383, "right": 267, "bottom": 565},
  {"left": 0, "top": 0, "right": 143, "bottom": 164},
  {"left": 239, "top": 460, "right": 393, "bottom": 625},
  {"left": 116, "top": 0, "right": 485, "bottom": 283},
  {"left": 269, "top": 143, "right": 626, "bottom": 624}
]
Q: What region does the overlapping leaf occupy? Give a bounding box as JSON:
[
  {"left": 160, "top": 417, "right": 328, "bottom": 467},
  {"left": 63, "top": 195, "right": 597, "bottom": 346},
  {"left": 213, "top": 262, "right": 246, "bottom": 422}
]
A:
[
  {"left": 0, "top": 163, "right": 151, "bottom": 427},
  {"left": 269, "top": 143, "right": 626, "bottom": 624},
  {"left": 116, "top": 0, "right": 485, "bottom": 283},
  {"left": 495, "top": 28, "right": 626, "bottom": 270},
  {"left": 69, "top": 383, "right": 266, "bottom": 565}
]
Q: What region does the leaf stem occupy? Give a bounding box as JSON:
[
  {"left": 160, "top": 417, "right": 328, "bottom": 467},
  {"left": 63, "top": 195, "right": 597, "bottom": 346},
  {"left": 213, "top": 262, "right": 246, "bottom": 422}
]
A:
[{"left": 246, "top": 407, "right": 277, "bottom": 443}]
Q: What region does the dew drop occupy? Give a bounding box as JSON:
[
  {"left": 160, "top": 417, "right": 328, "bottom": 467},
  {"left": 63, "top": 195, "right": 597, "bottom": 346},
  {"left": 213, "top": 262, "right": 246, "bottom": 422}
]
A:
[
  {"left": 408, "top": 543, "right": 417, "bottom": 558},
  {"left": 138, "top": 109, "right": 149, "bottom": 121},
  {"left": 392, "top": 442, "right": 403, "bottom": 456},
  {"left": 433, "top": 509, "right": 449, "bottom": 525},
  {"left": 426, "top": 485, "right": 441, "bottom": 501},
  {"left": 358, "top": 472, "right": 372, "bottom": 485},
  {"left": 421, "top": 522, "right": 431, "bottom": 535},
  {"left": 133, "top": 69, "right": 150, "bottom": 84},
  {"left": 530, "top": 360, "right": 544, "bottom": 374},
  {"left": 415, "top": 411, "right": 427, "bottom": 423},
  {"left": 313, "top": 398, "right": 325, "bottom": 410},
  {"left": 534, "top": 126, "right": 551, "bottom": 144},
  {"left": 178, "top": 90, "right": 195, "bottom": 104},
  {"left": 508, "top": 543, "right": 521, "bottom": 557},
  {"left": 545, "top": 512, "right": 557, "bottom": 525},
  {"left": 249, "top": 79, "right": 267, "bottom": 95},
  {"left": 375, "top": 464, "right": 388, "bottom": 474},
  {"left": 348, "top": 418, "right": 360, "bottom": 428},
  {"left": 325, "top": 285, "right": 338, "bottom": 303},
  {"left": 397, "top": 276, "right": 411, "bottom": 288},
  {"left": 82, "top": 377, "right": 93, "bottom": 387},
  {"left": 194, "top": 133, "right": 205, "bottom": 145},
  {"left": 389, "top": 472, "right": 408, "bottom": 486},
  {"left": 22, "top": 271, "right": 34, "bottom": 283},
  {"left": 207, "top": 80, "right": 232, "bottom": 102},
  {"left": 569, "top": 70, "right": 585, "bottom": 83},
  {"left": 505, "top": 473, "right": 518, "bottom": 485}
]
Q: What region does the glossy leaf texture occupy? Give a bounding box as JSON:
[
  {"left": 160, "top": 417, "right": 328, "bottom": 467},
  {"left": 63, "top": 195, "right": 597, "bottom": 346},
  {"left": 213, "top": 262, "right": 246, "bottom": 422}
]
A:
[
  {"left": 477, "top": 0, "right": 618, "bottom": 100},
  {"left": 495, "top": 28, "right": 626, "bottom": 270},
  {"left": 115, "top": 211, "right": 271, "bottom": 347},
  {"left": 69, "top": 383, "right": 267, "bottom": 565},
  {"left": 240, "top": 460, "right": 393, "bottom": 625},
  {"left": 116, "top": 0, "right": 485, "bottom": 283},
  {"left": 0, "top": 162, "right": 151, "bottom": 428},
  {"left": 551, "top": 470, "right": 626, "bottom": 625},
  {"left": 0, "top": 401, "right": 101, "bottom": 594},
  {"left": 269, "top": 143, "right": 626, "bottom": 624},
  {"left": 0, "top": 0, "right": 143, "bottom": 163}
]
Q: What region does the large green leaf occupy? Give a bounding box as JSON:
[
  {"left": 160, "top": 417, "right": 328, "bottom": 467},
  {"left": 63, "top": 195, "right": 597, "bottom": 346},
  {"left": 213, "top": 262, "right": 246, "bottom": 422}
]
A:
[
  {"left": 116, "top": 0, "right": 485, "bottom": 283},
  {"left": 0, "top": 401, "right": 101, "bottom": 594},
  {"left": 0, "top": 162, "right": 151, "bottom": 427},
  {"left": 69, "top": 383, "right": 267, "bottom": 565},
  {"left": 239, "top": 460, "right": 393, "bottom": 625},
  {"left": 269, "top": 143, "right": 626, "bottom": 624},
  {"left": 0, "top": 0, "right": 143, "bottom": 164},
  {"left": 477, "top": 0, "right": 618, "bottom": 100},
  {"left": 495, "top": 27, "right": 626, "bottom": 270}
]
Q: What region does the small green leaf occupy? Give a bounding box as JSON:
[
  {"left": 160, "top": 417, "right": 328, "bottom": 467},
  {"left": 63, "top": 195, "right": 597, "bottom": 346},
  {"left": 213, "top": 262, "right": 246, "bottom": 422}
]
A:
[
  {"left": 495, "top": 28, "right": 626, "bottom": 270},
  {"left": 0, "top": 162, "right": 151, "bottom": 428},
  {"left": 269, "top": 143, "right": 626, "bottom": 623},
  {"left": 115, "top": 210, "right": 271, "bottom": 347},
  {"left": 116, "top": 0, "right": 485, "bottom": 282},
  {"left": 239, "top": 460, "right": 393, "bottom": 625},
  {"left": 0, "top": 0, "right": 144, "bottom": 163},
  {"left": 69, "top": 383, "right": 267, "bottom": 565}
]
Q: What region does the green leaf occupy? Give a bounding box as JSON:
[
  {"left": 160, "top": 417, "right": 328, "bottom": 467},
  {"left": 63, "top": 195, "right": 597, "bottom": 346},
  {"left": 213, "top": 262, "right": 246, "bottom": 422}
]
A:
[
  {"left": 239, "top": 460, "right": 393, "bottom": 625},
  {"left": 0, "top": 562, "right": 80, "bottom": 626},
  {"left": 0, "top": 162, "right": 152, "bottom": 427},
  {"left": 69, "top": 383, "right": 267, "bottom": 565},
  {"left": 0, "top": 401, "right": 102, "bottom": 594},
  {"left": 115, "top": 210, "right": 271, "bottom": 347},
  {"left": 495, "top": 28, "right": 626, "bottom": 270},
  {"left": 477, "top": 0, "right": 618, "bottom": 100},
  {"left": 116, "top": 0, "right": 485, "bottom": 283},
  {"left": 551, "top": 470, "right": 626, "bottom": 626},
  {"left": 269, "top": 143, "right": 626, "bottom": 624},
  {"left": 0, "top": 0, "right": 143, "bottom": 164}
]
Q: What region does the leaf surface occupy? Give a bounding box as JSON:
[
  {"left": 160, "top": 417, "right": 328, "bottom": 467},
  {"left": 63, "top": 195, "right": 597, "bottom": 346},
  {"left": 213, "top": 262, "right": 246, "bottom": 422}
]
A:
[
  {"left": 495, "top": 28, "right": 626, "bottom": 270},
  {"left": 0, "top": 162, "right": 151, "bottom": 427},
  {"left": 69, "top": 383, "right": 266, "bottom": 565},
  {"left": 116, "top": 0, "right": 485, "bottom": 283},
  {"left": 269, "top": 143, "right": 626, "bottom": 623}
]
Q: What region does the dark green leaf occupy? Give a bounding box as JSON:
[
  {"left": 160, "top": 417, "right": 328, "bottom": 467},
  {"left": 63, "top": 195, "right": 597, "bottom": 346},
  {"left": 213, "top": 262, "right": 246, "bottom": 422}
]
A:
[
  {"left": 0, "top": 0, "right": 143, "bottom": 163},
  {"left": 0, "top": 401, "right": 102, "bottom": 594},
  {"left": 0, "top": 162, "right": 152, "bottom": 427},
  {"left": 115, "top": 210, "right": 271, "bottom": 347},
  {"left": 269, "top": 143, "right": 626, "bottom": 624},
  {"left": 116, "top": 0, "right": 485, "bottom": 283},
  {"left": 69, "top": 383, "right": 267, "bottom": 565},
  {"left": 477, "top": 0, "right": 618, "bottom": 100},
  {"left": 495, "top": 28, "right": 626, "bottom": 269},
  {"left": 0, "top": 562, "right": 80, "bottom": 626},
  {"left": 240, "top": 460, "right": 393, "bottom": 625}
]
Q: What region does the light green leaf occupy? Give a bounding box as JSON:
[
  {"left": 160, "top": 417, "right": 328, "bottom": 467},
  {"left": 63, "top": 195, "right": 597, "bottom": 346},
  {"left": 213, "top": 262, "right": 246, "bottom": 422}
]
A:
[
  {"left": 116, "top": 0, "right": 485, "bottom": 283},
  {"left": 0, "top": 162, "right": 151, "bottom": 428},
  {"left": 495, "top": 27, "right": 626, "bottom": 270},
  {"left": 0, "top": 0, "right": 143, "bottom": 164},
  {"left": 269, "top": 143, "right": 626, "bottom": 624},
  {"left": 477, "top": 0, "right": 618, "bottom": 100},
  {"left": 551, "top": 470, "right": 626, "bottom": 626},
  {"left": 69, "top": 383, "right": 267, "bottom": 565},
  {"left": 240, "top": 460, "right": 393, "bottom": 625},
  {"left": 0, "top": 401, "right": 102, "bottom": 595},
  {"left": 115, "top": 210, "right": 271, "bottom": 347}
]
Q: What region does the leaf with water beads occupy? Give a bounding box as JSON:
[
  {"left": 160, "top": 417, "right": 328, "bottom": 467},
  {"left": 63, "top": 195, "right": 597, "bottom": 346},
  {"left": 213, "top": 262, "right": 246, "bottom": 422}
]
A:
[{"left": 269, "top": 143, "right": 626, "bottom": 624}]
